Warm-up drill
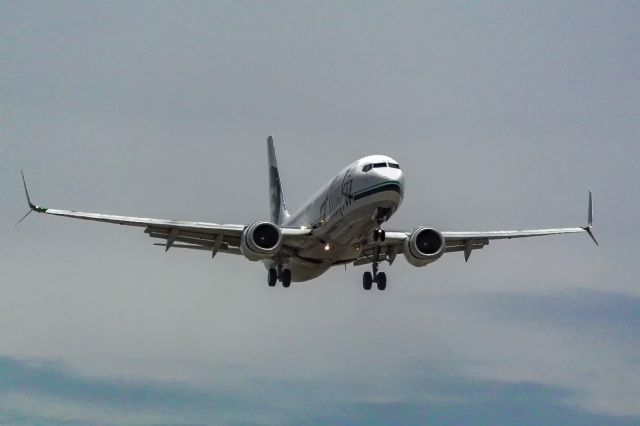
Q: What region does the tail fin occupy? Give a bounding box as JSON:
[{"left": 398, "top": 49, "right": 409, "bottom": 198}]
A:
[{"left": 267, "top": 135, "right": 290, "bottom": 225}]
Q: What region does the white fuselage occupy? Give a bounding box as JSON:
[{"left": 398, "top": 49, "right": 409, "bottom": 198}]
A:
[{"left": 266, "top": 155, "right": 405, "bottom": 282}]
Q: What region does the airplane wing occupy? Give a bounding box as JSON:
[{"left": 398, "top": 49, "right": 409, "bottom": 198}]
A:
[
  {"left": 353, "top": 192, "right": 597, "bottom": 265},
  {"left": 18, "top": 172, "right": 310, "bottom": 257}
]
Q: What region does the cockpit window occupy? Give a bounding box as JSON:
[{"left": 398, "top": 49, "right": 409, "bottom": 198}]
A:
[{"left": 363, "top": 162, "right": 399, "bottom": 171}]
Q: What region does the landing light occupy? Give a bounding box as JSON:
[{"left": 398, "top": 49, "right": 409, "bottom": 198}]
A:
[{"left": 324, "top": 243, "right": 331, "bottom": 251}]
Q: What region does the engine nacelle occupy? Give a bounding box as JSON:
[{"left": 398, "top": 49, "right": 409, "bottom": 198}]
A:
[
  {"left": 403, "top": 227, "right": 445, "bottom": 267},
  {"left": 240, "top": 221, "right": 282, "bottom": 261}
]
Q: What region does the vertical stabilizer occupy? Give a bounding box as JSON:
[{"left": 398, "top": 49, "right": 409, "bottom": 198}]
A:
[{"left": 267, "top": 135, "right": 290, "bottom": 225}]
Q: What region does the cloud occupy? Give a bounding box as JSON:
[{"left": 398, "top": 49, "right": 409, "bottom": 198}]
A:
[
  {"left": 1, "top": 355, "right": 639, "bottom": 426},
  {"left": 0, "top": 356, "right": 274, "bottom": 425},
  {"left": 465, "top": 289, "right": 640, "bottom": 342},
  {"left": 430, "top": 290, "right": 640, "bottom": 417}
]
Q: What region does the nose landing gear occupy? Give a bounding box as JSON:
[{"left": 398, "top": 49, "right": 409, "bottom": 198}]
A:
[
  {"left": 372, "top": 229, "right": 386, "bottom": 242},
  {"left": 372, "top": 208, "right": 391, "bottom": 242}
]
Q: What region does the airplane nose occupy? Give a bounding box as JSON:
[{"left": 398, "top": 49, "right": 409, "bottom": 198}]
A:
[
  {"left": 372, "top": 166, "right": 404, "bottom": 195},
  {"left": 375, "top": 166, "right": 403, "bottom": 181}
]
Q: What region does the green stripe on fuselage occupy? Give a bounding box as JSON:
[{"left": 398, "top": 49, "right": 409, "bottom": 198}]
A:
[{"left": 352, "top": 181, "right": 402, "bottom": 201}]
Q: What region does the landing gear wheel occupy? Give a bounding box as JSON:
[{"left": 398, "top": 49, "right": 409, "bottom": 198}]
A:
[
  {"left": 267, "top": 268, "right": 277, "bottom": 287},
  {"left": 373, "top": 229, "right": 386, "bottom": 242},
  {"left": 376, "top": 272, "right": 387, "bottom": 291},
  {"left": 281, "top": 269, "right": 292, "bottom": 288},
  {"left": 363, "top": 272, "right": 373, "bottom": 290}
]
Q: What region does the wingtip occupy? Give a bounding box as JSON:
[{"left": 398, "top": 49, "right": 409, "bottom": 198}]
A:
[
  {"left": 16, "top": 170, "right": 36, "bottom": 226},
  {"left": 585, "top": 191, "right": 597, "bottom": 246},
  {"left": 588, "top": 190, "right": 593, "bottom": 227},
  {"left": 20, "top": 170, "right": 47, "bottom": 213},
  {"left": 20, "top": 170, "right": 35, "bottom": 210},
  {"left": 15, "top": 209, "right": 33, "bottom": 226},
  {"left": 586, "top": 226, "right": 599, "bottom": 246}
]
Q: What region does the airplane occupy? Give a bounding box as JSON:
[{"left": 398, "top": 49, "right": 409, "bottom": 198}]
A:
[{"left": 18, "top": 136, "right": 597, "bottom": 290}]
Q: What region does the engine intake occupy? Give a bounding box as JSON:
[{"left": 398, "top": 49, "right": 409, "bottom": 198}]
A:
[
  {"left": 240, "top": 221, "right": 282, "bottom": 261},
  {"left": 403, "top": 227, "right": 445, "bottom": 267}
]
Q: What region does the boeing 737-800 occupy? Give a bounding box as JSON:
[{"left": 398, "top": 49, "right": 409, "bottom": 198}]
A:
[{"left": 19, "top": 136, "right": 597, "bottom": 290}]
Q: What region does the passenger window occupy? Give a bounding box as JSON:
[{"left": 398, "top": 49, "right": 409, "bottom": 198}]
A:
[
  {"left": 362, "top": 164, "right": 372, "bottom": 172},
  {"left": 373, "top": 162, "right": 386, "bottom": 168},
  {"left": 389, "top": 163, "right": 400, "bottom": 169}
]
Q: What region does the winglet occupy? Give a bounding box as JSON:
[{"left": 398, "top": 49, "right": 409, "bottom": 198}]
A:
[
  {"left": 16, "top": 171, "right": 47, "bottom": 226},
  {"left": 21, "top": 170, "right": 36, "bottom": 210},
  {"left": 584, "top": 191, "right": 598, "bottom": 246}
]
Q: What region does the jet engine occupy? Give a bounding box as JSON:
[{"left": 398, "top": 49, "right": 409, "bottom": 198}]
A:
[
  {"left": 240, "top": 221, "right": 283, "bottom": 261},
  {"left": 403, "top": 227, "right": 445, "bottom": 267}
]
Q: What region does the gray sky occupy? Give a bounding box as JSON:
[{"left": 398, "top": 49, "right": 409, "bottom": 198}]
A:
[{"left": 1, "top": 1, "right": 639, "bottom": 425}]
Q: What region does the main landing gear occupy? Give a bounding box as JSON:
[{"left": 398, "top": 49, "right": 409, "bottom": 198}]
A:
[
  {"left": 268, "top": 267, "right": 291, "bottom": 288},
  {"left": 365, "top": 215, "right": 389, "bottom": 289},
  {"left": 363, "top": 268, "right": 387, "bottom": 290},
  {"left": 362, "top": 249, "right": 387, "bottom": 291}
]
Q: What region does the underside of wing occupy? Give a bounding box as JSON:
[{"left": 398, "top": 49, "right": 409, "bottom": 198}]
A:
[
  {"left": 145, "top": 224, "right": 311, "bottom": 257},
  {"left": 19, "top": 171, "right": 315, "bottom": 258},
  {"left": 441, "top": 191, "right": 597, "bottom": 261},
  {"left": 144, "top": 225, "right": 242, "bottom": 256},
  {"left": 39, "top": 207, "right": 247, "bottom": 256},
  {"left": 441, "top": 227, "right": 588, "bottom": 262},
  {"left": 352, "top": 192, "right": 597, "bottom": 265},
  {"left": 442, "top": 227, "right": 587, "bottom": 241}
]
